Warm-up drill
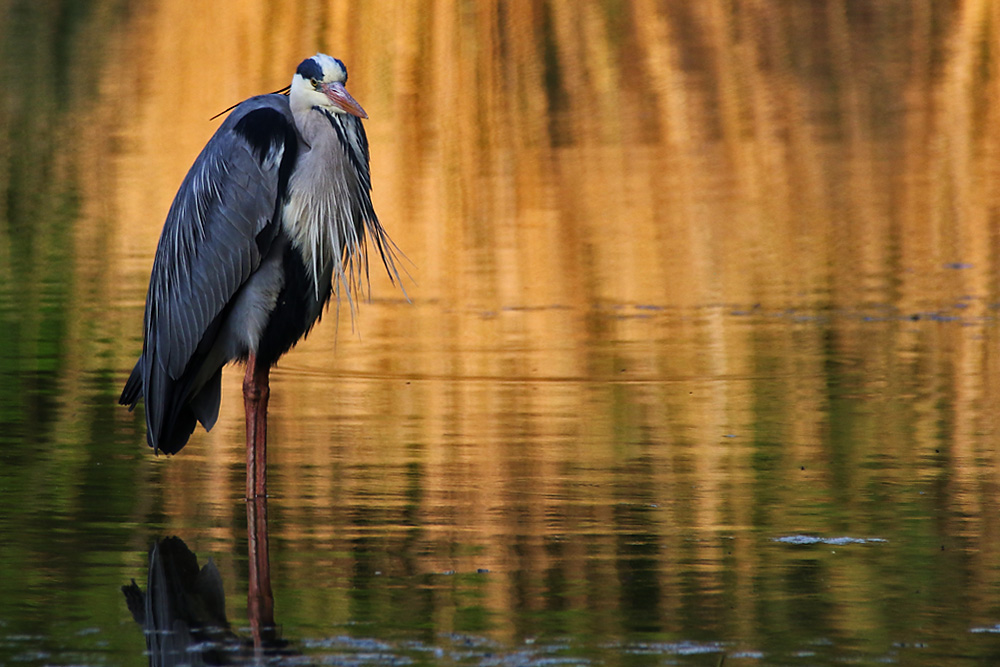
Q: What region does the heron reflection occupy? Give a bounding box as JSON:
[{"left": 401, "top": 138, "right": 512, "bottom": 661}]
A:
[{"left": 122, "top": 501, "right": 286, "bottom": 665}]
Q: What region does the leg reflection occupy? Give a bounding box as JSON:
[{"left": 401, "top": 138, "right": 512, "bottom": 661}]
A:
[{"left": 247, "top": 496, "right": 276, "bottom": 652}]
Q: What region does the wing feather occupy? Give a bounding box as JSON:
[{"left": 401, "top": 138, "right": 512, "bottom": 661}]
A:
[{"left": 127, "top": 94, "right": 299, "bottom": 453}]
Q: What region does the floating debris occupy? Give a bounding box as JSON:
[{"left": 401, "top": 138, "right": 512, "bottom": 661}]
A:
[
  {"left": 773, "top": 535, "right": 887, "bottom": 546},
  {"left": 970, "top": 625, "right": 1000, "bottom": 634}
]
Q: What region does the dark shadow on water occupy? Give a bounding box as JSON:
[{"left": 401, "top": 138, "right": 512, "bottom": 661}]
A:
[{"left": 122, "top": 499, "right": 293, "bottom": 666}]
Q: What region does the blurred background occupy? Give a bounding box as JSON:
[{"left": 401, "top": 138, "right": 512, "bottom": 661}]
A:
[{"left": 3, "top": 0, "right": 1000, "bottom": 665}]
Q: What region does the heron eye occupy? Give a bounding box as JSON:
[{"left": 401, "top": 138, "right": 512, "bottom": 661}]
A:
[{"left": 310, "top": 78, "right": 320, "bottom": 88}]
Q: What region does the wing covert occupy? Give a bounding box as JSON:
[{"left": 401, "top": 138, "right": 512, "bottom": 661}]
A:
[{"left": 143, "top": 95, "right": 298, "bottom": 380}]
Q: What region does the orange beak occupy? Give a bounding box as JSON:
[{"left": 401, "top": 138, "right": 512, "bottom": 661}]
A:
[{"left": 322, "top": 82, "right": 368, "bottom": 119}]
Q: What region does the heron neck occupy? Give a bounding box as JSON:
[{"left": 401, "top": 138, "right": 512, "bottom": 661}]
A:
[{"left": 282, "top": 108, "right": 362, "bottom": 300}]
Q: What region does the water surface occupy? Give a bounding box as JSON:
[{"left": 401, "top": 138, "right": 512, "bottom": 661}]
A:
[{"left": 3, "top": 1, "right": 1000, "bottom": 665}]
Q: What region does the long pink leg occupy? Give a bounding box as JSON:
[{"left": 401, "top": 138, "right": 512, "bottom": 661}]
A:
[{"left": 243, "top": 352, "right": 270, "bottom": 500}]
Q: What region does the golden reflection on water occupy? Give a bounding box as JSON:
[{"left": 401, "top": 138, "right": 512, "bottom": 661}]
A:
[{"left": 44, "top": 0, "right": 1000, "bottom": 651}]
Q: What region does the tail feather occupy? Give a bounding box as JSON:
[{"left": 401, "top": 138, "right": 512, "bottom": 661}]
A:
[
  {"left": 156, "top": 367, "right": 223, "bottom": 455},
  {"left": 122, "top": 299, "right": 230, "bottom": 454},
  {"left": 120, "top": 354, "right": 224, "bottom": 456},
  {"left": 189, "top": 367, "right": 223, "bottom": 432},
  {"left": 154, "top": 405, "right": 198, "bottom": 455},
  {"left": 120, "top": 359, "right": 144, "bottom": 409}
]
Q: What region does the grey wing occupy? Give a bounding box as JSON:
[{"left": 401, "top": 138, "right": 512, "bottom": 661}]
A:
[{"left": 126, "top": 94, "right": 298, "bottom": 453}]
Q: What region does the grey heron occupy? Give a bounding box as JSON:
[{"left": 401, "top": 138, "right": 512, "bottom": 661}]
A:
[{"left": 120, "top": 53, "right": 400, "bottom": 499}]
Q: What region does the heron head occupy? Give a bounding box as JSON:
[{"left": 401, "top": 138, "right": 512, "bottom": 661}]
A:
[{"left": 290, "top": 53, "right": 368, "bottom": 119}]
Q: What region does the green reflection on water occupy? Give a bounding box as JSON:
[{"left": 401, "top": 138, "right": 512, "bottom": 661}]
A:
[{"left": 0, "top": 2, "right": 142, "bottom": 665}]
